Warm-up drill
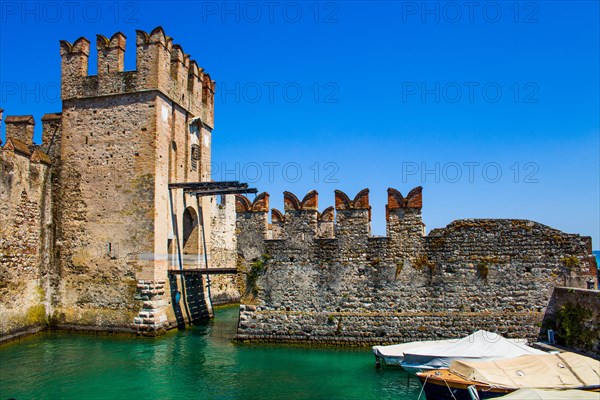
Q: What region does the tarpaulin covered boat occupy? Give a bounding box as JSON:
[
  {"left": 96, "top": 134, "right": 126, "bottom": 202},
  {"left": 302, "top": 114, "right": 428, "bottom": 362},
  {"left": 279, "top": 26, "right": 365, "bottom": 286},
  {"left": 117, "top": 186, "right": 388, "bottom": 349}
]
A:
[
  {"left": 373, "top": 330, "right": 544, "bottom": 372},
  {"left": 417, "top": 352, "right": 600, "bottom": 400},
  {"left": 372, "top": 340, "right": 448, "bottom": 367},
  {"left": 496, "top": 388, "right": 600, "bottom": 399}
]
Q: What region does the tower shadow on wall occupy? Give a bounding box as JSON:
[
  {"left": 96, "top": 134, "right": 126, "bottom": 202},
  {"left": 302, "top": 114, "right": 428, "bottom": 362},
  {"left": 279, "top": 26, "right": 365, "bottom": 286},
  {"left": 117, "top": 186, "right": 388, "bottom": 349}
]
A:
[{"left": 169, "top": 272, "right": 210, "bottom": 329}]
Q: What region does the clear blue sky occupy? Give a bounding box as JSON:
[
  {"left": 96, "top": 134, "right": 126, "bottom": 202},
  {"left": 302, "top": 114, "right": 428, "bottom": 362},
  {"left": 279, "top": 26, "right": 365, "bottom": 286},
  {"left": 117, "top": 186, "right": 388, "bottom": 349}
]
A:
[{"left": 1, "top": 1, "right": 598, "bottom": 245}]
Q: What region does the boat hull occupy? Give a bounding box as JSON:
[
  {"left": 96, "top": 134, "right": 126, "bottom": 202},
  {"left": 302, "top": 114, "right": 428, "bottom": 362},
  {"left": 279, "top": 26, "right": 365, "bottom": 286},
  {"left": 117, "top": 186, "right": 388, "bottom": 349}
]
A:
[
  {"left": 417, "top": 370, "right": 512, "bottom": 400},
  {"left": 419, "top": 380, "right": 510, "bottom": 400},
  {"left": 376, "top": 356, "right": 403, "bottom": 367}
]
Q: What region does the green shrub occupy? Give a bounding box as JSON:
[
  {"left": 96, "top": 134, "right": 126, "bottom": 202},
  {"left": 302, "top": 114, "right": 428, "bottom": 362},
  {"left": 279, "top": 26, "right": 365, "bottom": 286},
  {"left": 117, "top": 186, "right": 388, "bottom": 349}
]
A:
[
  {"left": 560, "top": 256, "right": 580, "bottom": 269},
  {"left": 246, "top": 254, "right": 270, "bottom": 296},
  {"left": 556, "top": 302, "right": 594, "bottom": 348},
  {"left": 412, "top": 254, "right": 429, "bottom": 271},
  {"left": 413, "top": 254, "right": 436, "bottom": 283}
]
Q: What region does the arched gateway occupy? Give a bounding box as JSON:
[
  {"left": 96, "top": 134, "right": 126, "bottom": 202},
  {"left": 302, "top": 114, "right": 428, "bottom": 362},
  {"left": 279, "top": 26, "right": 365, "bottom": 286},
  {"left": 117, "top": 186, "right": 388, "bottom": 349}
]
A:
[{"left": 182, "top": 206, "right": 200, "bottom": 264}]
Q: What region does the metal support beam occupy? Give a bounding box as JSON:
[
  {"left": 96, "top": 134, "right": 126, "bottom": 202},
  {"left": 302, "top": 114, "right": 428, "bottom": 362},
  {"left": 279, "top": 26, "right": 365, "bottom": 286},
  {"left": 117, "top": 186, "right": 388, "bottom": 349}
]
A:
[
  {"left": 168, "top": 268, "right": 238, "bottom": 275},
  {"left": 189, "top": 188, "right": 258, "bottom": 197},
  {"left": 197, "top": 195, "right": 213, "bottom": 316},
  {"left": 168, "top": 181, "right": 248, "bottom": 190},
  {"left": 169, "top": 181, "right": 257, "bottom": 196}
]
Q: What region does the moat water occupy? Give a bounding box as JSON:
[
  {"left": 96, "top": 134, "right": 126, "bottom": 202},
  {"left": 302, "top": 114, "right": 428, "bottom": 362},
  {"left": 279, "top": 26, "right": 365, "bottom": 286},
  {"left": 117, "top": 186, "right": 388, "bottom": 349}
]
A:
[{"left": 0, "top": 306, "right": 421, "bottom": 400}]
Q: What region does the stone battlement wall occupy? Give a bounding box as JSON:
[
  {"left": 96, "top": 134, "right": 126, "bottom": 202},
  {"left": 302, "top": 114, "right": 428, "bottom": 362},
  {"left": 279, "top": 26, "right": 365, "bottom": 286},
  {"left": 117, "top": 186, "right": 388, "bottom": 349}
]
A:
[
  {"left": 235, "top": 187, "right": 423, "bottom": 242},
  {"left": 60, "top": 27, "right": 215, "bottom": 127},
  {"left": 235, "top": 188, "right": 596, "bottom": 345},
  {"left": 0, "top": 111, "right": 57, "bottom": 340}
]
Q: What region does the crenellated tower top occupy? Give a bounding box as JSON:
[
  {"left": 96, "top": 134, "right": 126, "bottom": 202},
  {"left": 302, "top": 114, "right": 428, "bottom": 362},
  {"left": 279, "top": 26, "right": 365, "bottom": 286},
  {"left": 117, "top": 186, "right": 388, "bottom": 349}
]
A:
[{"left": 60, "top": 27, "right": 215, "bottom": 125}]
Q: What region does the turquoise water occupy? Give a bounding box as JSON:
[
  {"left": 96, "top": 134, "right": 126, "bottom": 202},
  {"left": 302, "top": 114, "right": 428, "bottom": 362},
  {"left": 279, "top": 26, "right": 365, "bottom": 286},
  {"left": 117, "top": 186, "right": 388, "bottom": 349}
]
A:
[{"left": 0, "top": 306, "right": 421, "bottom": 400}]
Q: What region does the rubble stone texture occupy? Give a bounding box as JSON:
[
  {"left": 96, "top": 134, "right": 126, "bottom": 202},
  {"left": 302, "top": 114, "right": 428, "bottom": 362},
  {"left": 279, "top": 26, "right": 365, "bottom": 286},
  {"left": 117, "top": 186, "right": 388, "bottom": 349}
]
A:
[
  {"left": 235, "top": 188, "right": 597, "bottom": 345},
  {"left": 0, "top": 129, "right": 53, "bottom": 339},
  {"left": 543, "top": 287, "right": 600, "bottom": 357}
]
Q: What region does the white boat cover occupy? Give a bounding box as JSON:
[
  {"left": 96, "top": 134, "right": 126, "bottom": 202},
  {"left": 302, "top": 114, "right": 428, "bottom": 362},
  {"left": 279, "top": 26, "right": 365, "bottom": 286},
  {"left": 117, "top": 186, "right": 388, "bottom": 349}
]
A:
[
  {"left": 451, "top": 352, "right": 600, "bottom": 390},
  {"left": 497, "top": 388, "right": 600, "bottom": 400},
  {"left": 400, "top": 330, "right": 545, "bottom": 370},
  {"left": 372, "top": 340, "right": 447, "bottom": 365}
]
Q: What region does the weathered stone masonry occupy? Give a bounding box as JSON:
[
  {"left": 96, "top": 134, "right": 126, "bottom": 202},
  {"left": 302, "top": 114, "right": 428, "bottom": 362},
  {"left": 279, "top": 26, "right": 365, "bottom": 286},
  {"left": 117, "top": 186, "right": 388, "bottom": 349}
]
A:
[
  {"left": 0, "top": 28, "right": 239, "bottom": 341},
  {"left": 542, "top": 287, "right": 600, "bottom": 357},
  {"left": 235, "top": 187, "right": 596, "bottom": 345},
  {"left": 55, "top": 27, "right": 225, "bottom": 335},
  {"left": 0, "top": 111, "right": 55, "bottom": 340}
]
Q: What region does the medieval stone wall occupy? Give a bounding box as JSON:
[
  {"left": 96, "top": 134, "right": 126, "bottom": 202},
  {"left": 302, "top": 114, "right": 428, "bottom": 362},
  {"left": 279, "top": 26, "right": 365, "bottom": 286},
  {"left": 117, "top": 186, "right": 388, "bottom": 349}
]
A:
[
  {"left": 235, "top": 188, "right": 597, "bottom": 345},
  {"left": 56, "top": 91, "right": 158, "bottom": 330},
  {"left": 542, "top": 287, "right": 600, "bottom": 357},
  {"left": 0, "top": 113, "right": 54, "bottom": 340},
  {"left": 209, "top": 195, "right": 240, "bottom": 305}
]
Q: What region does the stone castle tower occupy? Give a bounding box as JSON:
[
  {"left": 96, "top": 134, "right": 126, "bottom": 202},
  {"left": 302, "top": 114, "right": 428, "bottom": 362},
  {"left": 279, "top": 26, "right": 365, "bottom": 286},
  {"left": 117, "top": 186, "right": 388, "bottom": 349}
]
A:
[{"left": 1, "top": 27, "right": 238, "bottom": 339}]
